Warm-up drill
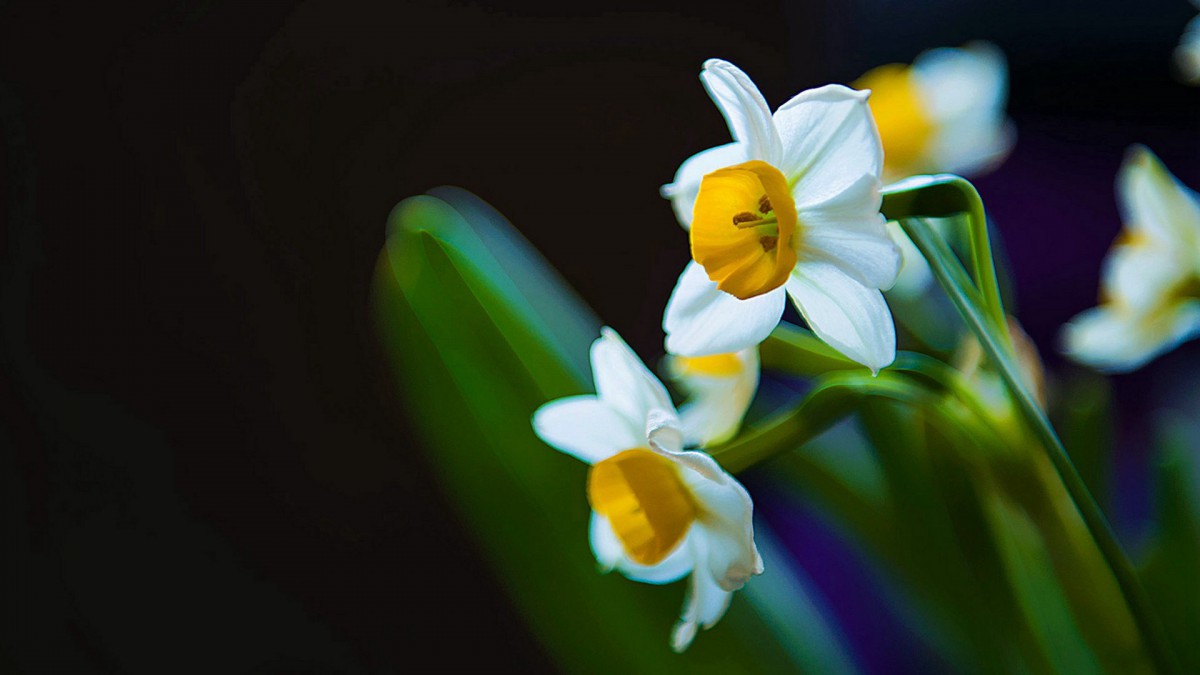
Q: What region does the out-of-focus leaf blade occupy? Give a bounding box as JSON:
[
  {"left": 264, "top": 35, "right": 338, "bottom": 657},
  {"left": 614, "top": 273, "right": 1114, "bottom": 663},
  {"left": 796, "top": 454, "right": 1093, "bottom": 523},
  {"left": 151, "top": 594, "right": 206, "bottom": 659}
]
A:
[
  {"left": 1054, "top": 369, "right": 1114, "bottom": 507},
  {"left": 373, "top": 190, "right": 853, "bottom": 673},
  {"left": 857, "top": 398, "right": 1016, "bottom": 672},
  {"left": 1141, "top": 418, "right": 1200, "bottom": 673}
]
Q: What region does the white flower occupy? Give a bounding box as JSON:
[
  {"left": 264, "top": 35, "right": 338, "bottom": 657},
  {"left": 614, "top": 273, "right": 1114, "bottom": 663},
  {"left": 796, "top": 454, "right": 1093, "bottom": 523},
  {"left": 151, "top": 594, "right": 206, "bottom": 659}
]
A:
[
  {"left": 1176, "top": 2, "right": 1200, "bottom": 85},
  {"left": 531, "top": 328, "right": 763, "bottom": 652},
  {"left": 666, "top": 348, "right": 759, "bottom": 447},
  {"left": 661, "top": 59, "right": 900, "bottom": 373},
  {"left": 1062, "top": 146, "right": 1200, "bottom": 372},
  {"left": 854, "top": 41, "right": 1014, "bottom": 182}
]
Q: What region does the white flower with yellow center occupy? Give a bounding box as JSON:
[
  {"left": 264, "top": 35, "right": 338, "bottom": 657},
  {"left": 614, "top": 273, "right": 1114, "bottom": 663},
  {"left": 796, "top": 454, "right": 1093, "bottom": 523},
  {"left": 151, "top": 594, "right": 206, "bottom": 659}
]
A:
[
  {"left": 1062, "top": 146, "right": 1200, "bottom": 372},
  {"left": 532, "top": 328, "right": 763, "bottom": 652},
  {"left": 667, "top": 348, "right": 759, "bottom": 447},
  {"left": 854, "top": 41, "right": 1014, "bottom": 183},
  {"left": 661, "top": 59, "right": 900, "bottom": 373}
]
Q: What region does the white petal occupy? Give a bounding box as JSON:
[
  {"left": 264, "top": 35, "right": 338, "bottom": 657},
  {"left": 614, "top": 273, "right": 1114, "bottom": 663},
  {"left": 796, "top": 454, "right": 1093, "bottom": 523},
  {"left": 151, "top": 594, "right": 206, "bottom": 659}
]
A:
[
  {"left": 786, "top": 261, "right": 896, "bottom": 372},
  {"left": 661, "top": 142, "right": 747, "bottom": 229},
  {"left": 1176, "top": 15, "right": 1200, "bottom": 84},
  {"left": 663, "top": 262, "right": 786, "bottom": 357},
  {"left": 532, "top": 396, "right": 639, "bottom": 464},
  {"left": 1118, "top": 145, "right": 1200, "bottom": 250},
  {"left": 675, "top": 457, "right": 762, "bottom": 589},
  {"left": 912, "top": 42, "right": 1013, "bottom": 176},
  {"left": 591, "top": 328, "right": 677, "bottom": 431},
  {"left": 671, "top": 536, "right": 734, "bottom": 653},
  {"left": 1062, "top": 301, "right": 1200, "bottom": 373},
  {"left": 670, "top": 348, "right": 759, "bottom": 447},
  {"left": 646, "top": 407, "right": 685, "bottom": 455},
  {"left": 1102, "top": 240, "right": 1189, "bottom": 309},
  {"left": 772, "top": 85, "right": 883, "bottom": 209},
  {"left": 590, "top": 512, "right": 694, "bottom": 584},
  {"left": 798, "top": 173, "right": 899, "bottom": 290},
  {"left": 588, "top": 510, "right": 625, "bottom": 572},
  {"left": 700, "top": 59, "right": 782, "bottom": 164},
  {"left": 639, "top": 445, "right": 762, "bottom": 592},
  {"left": 914, "top": 42, "right": 1008, "bottom": 125}
]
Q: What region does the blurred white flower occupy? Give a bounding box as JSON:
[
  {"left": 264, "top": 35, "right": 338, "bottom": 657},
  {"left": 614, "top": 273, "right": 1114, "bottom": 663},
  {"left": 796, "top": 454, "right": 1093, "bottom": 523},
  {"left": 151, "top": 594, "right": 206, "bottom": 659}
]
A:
[
  {"left": 532, "top": 328, "right": 762, "bottom": 651},
  {"left": 661, "top": 59, "right": 899, "bottom": 373},
  {"left": 667, "top": 348, "right": 759, "bottom": 447},
  {"left": 1062, "top": 146, "right": 1200, "bottom": 372},
  {"left": 884, "top": 219, "right": 935, "bottom": 299},
  {"left": 855, "top": 41, "right": 1014, "bottom": 183},
  {"left": 1176, "top": 2, "right": 1200, "bottom": 84}
]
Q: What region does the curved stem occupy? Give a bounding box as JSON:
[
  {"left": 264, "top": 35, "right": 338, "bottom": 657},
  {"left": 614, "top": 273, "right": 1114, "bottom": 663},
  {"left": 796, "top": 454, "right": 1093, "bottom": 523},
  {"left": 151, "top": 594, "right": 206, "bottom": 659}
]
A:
[
  {"left": 900, "top": 216, "right": 1181, "bottom": 675},
  {"left": 711, "top": 372, "right": 930, "bottom": 473},
  {"left": 882, "top": 175, "right": 1009, "bottom": 340}
]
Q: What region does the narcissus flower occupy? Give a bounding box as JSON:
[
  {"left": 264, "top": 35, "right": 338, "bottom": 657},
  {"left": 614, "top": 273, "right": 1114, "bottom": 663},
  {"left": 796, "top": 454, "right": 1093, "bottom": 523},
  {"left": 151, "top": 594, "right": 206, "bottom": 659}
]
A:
[
  {"left": 661, "top": 59, "right": 900, "bottom": 373},
  {"left": 854, "top": 42, "right": 1013, "bottom": 182},
  {"left": 1062, "top": 146, "right": 1200, "bottom": 372},
  {"left": 532, "top": 328, "right": 763, "bottom": 652},
  {"left": 667, "top": 348, "right": 759, "bottom": 447}
]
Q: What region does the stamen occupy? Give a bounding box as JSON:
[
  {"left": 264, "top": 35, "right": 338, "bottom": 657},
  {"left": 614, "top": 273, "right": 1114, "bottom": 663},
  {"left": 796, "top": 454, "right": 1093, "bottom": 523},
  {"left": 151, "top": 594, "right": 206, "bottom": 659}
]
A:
[
  {"left": 732, "top": 211, "right": 757, "bottom": 226},
  {"left": 733, "top": 214, "right": 778, "bottom": 230},
  {"left": 691, "top": 160, "right": 799, "bottom": 299}
]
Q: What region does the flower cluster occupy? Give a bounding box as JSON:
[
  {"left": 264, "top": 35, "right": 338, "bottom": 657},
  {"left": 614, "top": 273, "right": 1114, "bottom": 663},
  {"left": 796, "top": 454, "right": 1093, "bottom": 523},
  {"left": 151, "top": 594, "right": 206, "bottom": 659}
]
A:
[{"left": 530, "top": 50, "right": 1022, "bottom": 651}]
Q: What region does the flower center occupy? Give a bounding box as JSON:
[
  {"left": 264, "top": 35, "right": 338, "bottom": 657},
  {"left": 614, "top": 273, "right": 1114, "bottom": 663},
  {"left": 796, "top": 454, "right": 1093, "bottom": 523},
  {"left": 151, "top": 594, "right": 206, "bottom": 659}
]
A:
[
  {"left": 673, "top": 352, "right": 742, "bottom": 377},
  {"left": 690, "top": 160, "right": 799, "bottom": 300},
  {"left": 853, "top": 63, "right": 935, "bottom": 176},
  {"left": 587, "top": 448, "right": 697, "bottom": 566}
]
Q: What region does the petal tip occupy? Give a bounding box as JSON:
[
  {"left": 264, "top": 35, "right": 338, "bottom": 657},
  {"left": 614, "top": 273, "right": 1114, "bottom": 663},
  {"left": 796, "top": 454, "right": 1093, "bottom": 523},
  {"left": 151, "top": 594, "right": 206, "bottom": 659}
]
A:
[
  {"left": 670, "top": 621, "right": 697, "bottom": 653},
  {"left": 702, "top": 57, "right": 734, "bottom": 72}
]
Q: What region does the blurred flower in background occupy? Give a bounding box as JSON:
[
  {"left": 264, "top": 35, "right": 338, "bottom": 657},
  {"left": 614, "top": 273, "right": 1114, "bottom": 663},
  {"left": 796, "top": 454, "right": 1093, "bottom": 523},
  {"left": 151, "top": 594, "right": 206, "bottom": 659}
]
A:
[
  {"left": 1062, "top": 146, "right": 1200, "bottom": 372},
  {"left": 859, "top": 43, "right": 1014, "bottom": 299},
  {"left": 666, "top": 348, "right": 760, "bottom": 446},
  {"left": 856, "top": 42, "right": 1014, "bottom": 183},
  {"left": 1176, "top": 0, "right": 1200, "bottom": 83},
  {"left": 532, "top": 328, "right": 762, "bottom": 652}
]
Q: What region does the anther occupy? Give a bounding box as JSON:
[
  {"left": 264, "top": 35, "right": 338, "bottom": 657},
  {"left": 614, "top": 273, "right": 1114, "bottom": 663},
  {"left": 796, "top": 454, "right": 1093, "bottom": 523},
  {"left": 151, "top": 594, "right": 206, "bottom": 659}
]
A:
[
  {"left": 732, "top": 211, "right": 757, "bottom": 226},
  {"left": 758, "top": 195, "right": 772, "bottom": 214},
  {"left": 759, "top": 236, "right": 778, "bottom": 252}
]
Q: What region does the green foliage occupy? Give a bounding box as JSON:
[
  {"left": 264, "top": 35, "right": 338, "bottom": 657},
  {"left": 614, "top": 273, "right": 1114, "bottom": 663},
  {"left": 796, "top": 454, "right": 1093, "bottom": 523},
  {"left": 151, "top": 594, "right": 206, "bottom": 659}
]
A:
[
  {"left": 1141, "top": 419, "right": 1200, "bottom": 673},
  {"left": 372, "top": 188, "right": 855, "bottom": 674}
]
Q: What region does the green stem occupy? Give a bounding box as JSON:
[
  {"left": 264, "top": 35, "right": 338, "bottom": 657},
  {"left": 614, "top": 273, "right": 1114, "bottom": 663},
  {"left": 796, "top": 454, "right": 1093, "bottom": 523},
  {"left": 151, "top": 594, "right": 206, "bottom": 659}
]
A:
[
  {"left": 900, "top": 216, "right": 1181, "bottom": 675},
  {"left": 711, "top": 371, "right": 931, "bottom": 473},
  {"left": 882, "top": 175, "right": 1009, "bottom": 339}
]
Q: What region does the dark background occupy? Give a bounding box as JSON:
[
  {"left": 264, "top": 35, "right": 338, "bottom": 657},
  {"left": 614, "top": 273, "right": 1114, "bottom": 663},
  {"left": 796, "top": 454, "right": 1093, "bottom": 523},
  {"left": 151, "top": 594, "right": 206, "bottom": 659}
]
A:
[{"left": 2, "top": 0, "right": 1197, "bottom": 672}]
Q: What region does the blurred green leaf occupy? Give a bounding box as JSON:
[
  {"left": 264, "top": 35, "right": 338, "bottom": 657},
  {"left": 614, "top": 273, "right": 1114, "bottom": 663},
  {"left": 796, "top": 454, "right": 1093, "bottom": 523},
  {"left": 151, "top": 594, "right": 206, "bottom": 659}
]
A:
[
  {"left": 900, "top": 216, "right": 1176, "bottom": 675},
  {"left": 857, "top": 398, "right": 1021, "bottom": 673},
  {"left": 373, "top": 189, "right": 855, "bottom": 673},
  {"left": 1141, "top": 418, "right": 1200, "bottom": 673},
  {"left": 1054, "top": 369, "right": 1114, "bottom": 507},
  {"left": 983, "top": 491, "right": 1102, "bottom": 675}
]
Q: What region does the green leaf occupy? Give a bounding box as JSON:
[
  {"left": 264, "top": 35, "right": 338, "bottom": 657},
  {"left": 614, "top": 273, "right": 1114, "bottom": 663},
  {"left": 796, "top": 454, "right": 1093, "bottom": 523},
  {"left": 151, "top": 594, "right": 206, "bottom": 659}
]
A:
[
  {"left": 1141, "top": 418, "right": 1200, "bottom": 672},
  {"left": 856, "top": 397, "right": 1026, "bottom": 673},
  {"left": 373, "top": 189, "right": 854, "bottom": 673},
  {"left": 758, "top": 323, "right": 860, "bottom": 376},
  {"left": 899, "top": 216, "right": 1175, "bottom": 675},
  {"left": 1054, "top": 369, "right": 1114, "bottom": 508}
]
